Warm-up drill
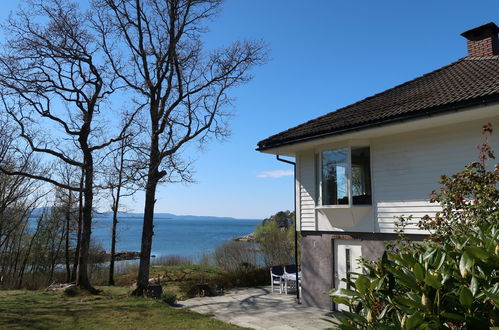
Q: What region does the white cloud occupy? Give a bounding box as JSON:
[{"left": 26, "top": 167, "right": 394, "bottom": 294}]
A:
[{"left": 257, "top": 169, "right": 294, "bottom": 178}]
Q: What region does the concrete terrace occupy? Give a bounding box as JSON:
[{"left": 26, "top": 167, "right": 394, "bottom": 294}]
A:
[{"left": 177, "top": 287, "right": 334, "bottom": 330}]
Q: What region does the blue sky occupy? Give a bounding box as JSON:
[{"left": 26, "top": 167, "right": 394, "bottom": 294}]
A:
[{"left": 1, "top": 1, "right": 498, "bottom": 219}]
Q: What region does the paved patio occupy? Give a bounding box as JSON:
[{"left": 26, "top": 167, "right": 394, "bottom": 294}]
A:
[{"left": 177, "top": 287, "right": 334, "bottom": 330}]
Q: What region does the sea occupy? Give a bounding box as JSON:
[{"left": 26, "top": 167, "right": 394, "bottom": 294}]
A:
[{"left": 91, "top": 213, "right": 261, "bottom": 261}]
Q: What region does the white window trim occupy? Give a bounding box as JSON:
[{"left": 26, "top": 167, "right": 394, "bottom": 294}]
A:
[{"left": 317, "top": 146, "right": 372, "bottom": 208}]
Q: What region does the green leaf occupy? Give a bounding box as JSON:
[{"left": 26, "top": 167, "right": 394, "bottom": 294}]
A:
[
  {"left": 337, "top": 324, "right": 358, "bottom": 330},
  {"left": 332, "top": 296, "right": 350, "bottom": 305},
  {"left": 435, "top": 251, "right": 447, "bottom": 270},
  {"left": 423, "top": 247, "right": 437, "bottom": 261},
  {"left": 425, "top": 272, "right": 442, "bottom": 289},
  {"left": 470, "top": 276, "right": 479, "bottom": 296},
  {"left": 394, "top": 295, "right": 421, "bottom": 309},
  {"left": 459, "top": 287, "right": 473, "bottom": 306},
  {"left": 465, "top": 246, "right": 489, "bottom": 260},
  {"left": 355, "top": 275, "right": 370, "bottom": 294},
  {"left": 459, "top": 251, "right": 474, "bottom": 275},
  {"left": 413, "top": 263, "right": 425, "bottom": 282},
  {"left": 407, "top": 312, "right": 424, "bottom": 329},
  {"left": 332, "top": 288, "right": 359, "bottom": 297},
  {"left": 369, "top": 278, "right": 381, "bottom": 291},
  {"left": 342, "top": 311, "right": 367, "bottom": 325},
  {"left": 441, "top": 312, "right": 464, "bottom": 321},
  {"left": 385, "top": 265, "right": 419, "bottom": 291}
]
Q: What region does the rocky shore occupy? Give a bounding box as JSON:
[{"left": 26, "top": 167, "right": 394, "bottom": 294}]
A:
[
  {"left": 92, "top": 250, "right": 155, "bottom": 262},
  {"left": 233, "top": 232, "right": 255, "bottom": 242}
]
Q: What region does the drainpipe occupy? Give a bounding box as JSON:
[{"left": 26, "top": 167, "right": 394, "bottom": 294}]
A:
[{"left": 276, "top": 155, "right": 300, "bottom": 304}]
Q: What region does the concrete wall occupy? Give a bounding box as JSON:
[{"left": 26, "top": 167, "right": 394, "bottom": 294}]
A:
[
  {"left": 300, "top": 231, "right": 424, "bottom": 310},
  {"left": 301, "top": 232, "right": 333, "bottom": 310}
]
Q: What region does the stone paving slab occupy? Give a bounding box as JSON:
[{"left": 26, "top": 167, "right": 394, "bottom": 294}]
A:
[{"left": 177, "top": 287, "right": 334, "bottom": 330}]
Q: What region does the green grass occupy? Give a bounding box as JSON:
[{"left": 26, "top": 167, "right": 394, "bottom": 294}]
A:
[
  {"left": 115, "top": 265, "right": 227, "bottom": 300},
  {"left": 0, "top": 287, "right": 245, "bottom": 330}
]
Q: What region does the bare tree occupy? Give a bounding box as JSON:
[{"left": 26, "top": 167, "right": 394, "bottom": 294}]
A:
[
  {"left": 102, "top": 134, "right": 141, "bottom": 285},
  {"left": 94, "top": 0, "right": 267, "bottom": 295},
  {"left": 0, "top": 0, "right": 135, "bottom": 292},
  {"left": 53, "top": 163, "right": 80, "bottom": 283},
  {"left": 0, "top": 118, "right": 47, "bottom": 288},
  {"left": 0, "top": 119, "right": 43, "bottom": 252}
]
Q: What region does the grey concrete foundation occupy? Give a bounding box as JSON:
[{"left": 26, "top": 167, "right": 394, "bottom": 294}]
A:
[
  {"left": 300, "top": 231, "right": 425, "bottom": 310},
  {"left": 301, "top": 233, "right": 334, "bottom": 310}
]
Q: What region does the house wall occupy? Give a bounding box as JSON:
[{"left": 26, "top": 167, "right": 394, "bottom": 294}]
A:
[
  {"left": 297, "top": 152, "right": 317, "bottom": 231},
  {"left": 295, "top": 115, "right": 499, "bottom": 234},
  {"left": 301, "top": 232, "right": 425, "bottom": 310},
  {"left": 300, "top": 232, "right": 333, "bottom": 309},
  {"left": 371, "top": 118, "right": 498, "bottom": 233}
]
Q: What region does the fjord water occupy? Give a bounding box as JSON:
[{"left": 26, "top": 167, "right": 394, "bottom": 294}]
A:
[{"left": 91, "top": 213, "right": 261, "bottom": 261}]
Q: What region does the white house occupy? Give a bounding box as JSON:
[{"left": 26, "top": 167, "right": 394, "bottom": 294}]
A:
[{"left": 257, "top": 22, "right": 499, "bottom": 309}]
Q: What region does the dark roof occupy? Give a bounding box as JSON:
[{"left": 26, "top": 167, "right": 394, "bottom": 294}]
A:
[{"left": 257, "top": 55, "right": 499, "bottom": 151}]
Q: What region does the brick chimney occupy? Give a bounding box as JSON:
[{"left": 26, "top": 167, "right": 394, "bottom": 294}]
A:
[{"left": 461, "top": 22, "right": 499, "bottom": 57}]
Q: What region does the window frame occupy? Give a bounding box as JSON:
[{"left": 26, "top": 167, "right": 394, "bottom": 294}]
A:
[{"left": 317, "top": 146, "right": 372, "bottom": 208}]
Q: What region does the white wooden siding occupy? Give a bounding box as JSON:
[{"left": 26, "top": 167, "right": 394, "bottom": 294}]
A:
[
  {"left": 293, "top": 115, "right": 498, "bottom": 234},
  {"left": 372, "top": 118, "right": 499, "bottom": 234},
  {"left": 297, "top": 152, "right": 317, "bottom": 231}
]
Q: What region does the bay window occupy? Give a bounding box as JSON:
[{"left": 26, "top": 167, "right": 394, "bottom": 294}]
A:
[{"left": 319, "top": 146, "right": 371, "bottom": 206}]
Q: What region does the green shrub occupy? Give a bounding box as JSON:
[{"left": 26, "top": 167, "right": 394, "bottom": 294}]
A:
[
  {"left": 161, "top": 292, "right": 177, "bottom": 306},
  {"left": 152, "top": 255, "right": 193, "bottom": 267},
  {"left": 331, "top": 222, "right": 498, "bottom": 329},
  {"left": 213, "top": 241, "right": 258, "bottom": 272},
  {"left": 329, "top": 124, "right": 499, "bottom": 329},
  {"left": 254, "top": 211, "right": 299, "bottom": 267},
  {"left": 217, "top": 265, "right": 269, "bottom": 289}
]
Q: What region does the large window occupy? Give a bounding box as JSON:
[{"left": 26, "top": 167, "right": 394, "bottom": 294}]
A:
[{"left": 320, "top": 146, "right": 371, "bottom": 206}]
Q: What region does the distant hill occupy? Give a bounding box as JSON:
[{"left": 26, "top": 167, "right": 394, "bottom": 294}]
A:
[
  {"left": 31, "top": 208, "right": 260, "bottom": 222},
  {"left": 95, "top": 211, "right": 260, "bottom": 221}
]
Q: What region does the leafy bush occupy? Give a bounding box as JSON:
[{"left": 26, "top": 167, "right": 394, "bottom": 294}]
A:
[
  {"left": 254, "top": 210, "right": 299, "bottom": 267},
  {"left": 152, "top": 264, "right": 268, "bottom": 300},
  {"left": 329, "top": 124, "right": 499, "bottom": 329},
  {"left": 152, "top": 255, "right": 193, "bottom": 267},
  {"left": 331, "top": 222, "right": 498, "bottom": 329},
  {"left": 213, "top": 241, "right": 258, "bottom": 272},
  {"left": 216, "top": 263, "right": 269, "bottom": 289},
  {"left": 161, "top": 292, "right": 177, "bottom": 306}
]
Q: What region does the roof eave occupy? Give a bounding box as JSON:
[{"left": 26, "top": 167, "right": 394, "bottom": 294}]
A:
[{"left": 256, "top": 94, "right": 499, "bottom": 152}]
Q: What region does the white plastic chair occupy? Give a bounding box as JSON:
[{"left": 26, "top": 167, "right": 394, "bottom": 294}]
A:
[{"left": 270, "top": 265, "right": 284, "bottom": 294}]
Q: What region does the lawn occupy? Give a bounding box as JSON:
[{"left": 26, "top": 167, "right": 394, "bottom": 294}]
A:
[
  {"left": 113, "top": 264, "right": 267, "bottom": 300},
  {"left": 0, "top": 286, "right": 246, "bottom": 330}
]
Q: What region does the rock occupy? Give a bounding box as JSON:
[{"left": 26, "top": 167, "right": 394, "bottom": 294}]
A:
[
  {"left": 144, "top": 284, "right": 163, "bottom": 299},
  {"left": 233, "top": 232, "right": 255, "bottom": 242},
  {"left": 46, "top": 283, "right": 76, "bottom": 291}
]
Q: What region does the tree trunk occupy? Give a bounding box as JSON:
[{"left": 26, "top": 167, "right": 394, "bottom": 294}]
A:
[
  {"left": 108, "top": 193, "right": 120, "bottom": 286},
  {"left": 65, "top": 192, "right": 72, "bottom": 283},
  {"left": 71, "top": 170, "right": 84, "bottom": 282},
  {"left": 109, "top": 142, "right": 125, "bottom": 286},
  {"left": 132, "top": 104, "right": 161, "bottom": 296},
  {"left": 17, "top": 218, "right": 42, "bottom": 289},
  {"left": 76, "top": 154, "right": 98, "bottom": 293},
  {"left": 132, "top": 173, "right": 158, "bottom": 295}
]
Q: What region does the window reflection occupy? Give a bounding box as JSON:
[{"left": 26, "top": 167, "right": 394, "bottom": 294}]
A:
[{"left": 321, "top": 148, "right": 348, "bottom": 205}]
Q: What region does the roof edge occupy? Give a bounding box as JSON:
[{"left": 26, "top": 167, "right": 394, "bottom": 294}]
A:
[{"left": 256, "top": 94, "right": 499, "bottom": 151}]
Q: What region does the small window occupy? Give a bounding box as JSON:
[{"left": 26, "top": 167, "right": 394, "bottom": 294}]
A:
[
  {"left": 320, "top": 146, "right": 371, "bottom": 206},
  {"left": 351, "top": 147, "right": 371, "bottom": 205},
  {"left": 321, "top": 148, "right": 349, "bottom": 205},
  {"left": 345, "top": 248, "right": 351, "bottom": 290}
]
